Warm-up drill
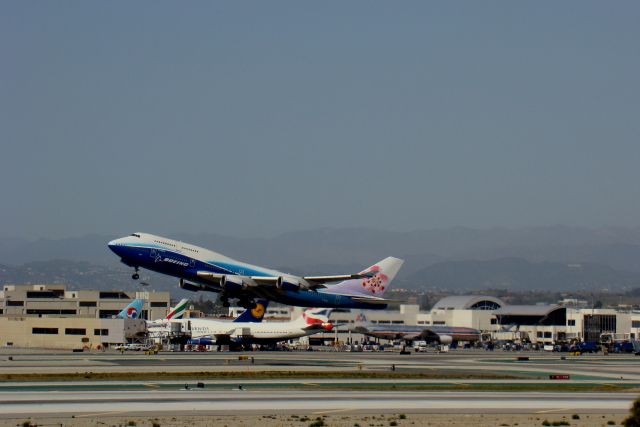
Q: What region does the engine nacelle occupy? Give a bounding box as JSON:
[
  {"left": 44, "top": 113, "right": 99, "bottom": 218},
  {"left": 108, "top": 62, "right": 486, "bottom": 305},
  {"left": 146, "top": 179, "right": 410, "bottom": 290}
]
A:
[
  {"left": 322, "top": 322, "right": 334, "bottom": 332},
  {"left": 220, "top": 275, "right": 247, "bottom": 293},
  {"left": 179, "top": 279, "right": 204, "bottom": 292},
  {"left": 276, "top": 276, "right": 303, "bottom": 292},
  {"left": 437, "top": 334, "right": 453, "bottom": 345}
]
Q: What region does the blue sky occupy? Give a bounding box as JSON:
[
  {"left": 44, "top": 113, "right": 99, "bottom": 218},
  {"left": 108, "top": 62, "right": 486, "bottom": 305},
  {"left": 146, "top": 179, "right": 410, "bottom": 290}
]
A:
[{"left": 1, "top": 2, "right": 639, "bottom": 238}]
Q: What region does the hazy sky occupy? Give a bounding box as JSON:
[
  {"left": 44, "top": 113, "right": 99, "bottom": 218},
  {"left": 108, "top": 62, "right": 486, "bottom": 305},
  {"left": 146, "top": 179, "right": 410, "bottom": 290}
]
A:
[{"left": 1, "top": 2, "right": 639, "bottom": 239}]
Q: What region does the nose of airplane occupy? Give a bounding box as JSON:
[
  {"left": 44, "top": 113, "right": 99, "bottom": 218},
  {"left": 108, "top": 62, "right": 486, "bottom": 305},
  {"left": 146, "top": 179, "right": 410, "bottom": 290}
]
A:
[{"left": 107, "top": 237, "right": 126, "bottom": 256}]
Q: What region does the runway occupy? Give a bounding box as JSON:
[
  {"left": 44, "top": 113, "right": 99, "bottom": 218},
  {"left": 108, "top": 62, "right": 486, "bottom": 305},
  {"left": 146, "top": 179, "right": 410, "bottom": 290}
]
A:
[
  {"left": 1, "top": 350, "right": 639, "bottom": 422},
  {"left": 0, "top": 390, "right": 635, "bottom": 418}
]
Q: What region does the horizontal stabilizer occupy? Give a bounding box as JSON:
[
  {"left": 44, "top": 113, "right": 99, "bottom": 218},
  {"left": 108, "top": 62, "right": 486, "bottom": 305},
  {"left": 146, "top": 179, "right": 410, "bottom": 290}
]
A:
[{"left": 350, "top": 296, "right": 393, "bottom": 305}]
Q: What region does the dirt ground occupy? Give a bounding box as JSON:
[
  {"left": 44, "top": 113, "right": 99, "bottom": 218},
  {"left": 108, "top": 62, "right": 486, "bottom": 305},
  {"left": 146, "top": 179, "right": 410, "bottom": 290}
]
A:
[{"left": 0, "top": 413, "right": 627, "bottom": 427}]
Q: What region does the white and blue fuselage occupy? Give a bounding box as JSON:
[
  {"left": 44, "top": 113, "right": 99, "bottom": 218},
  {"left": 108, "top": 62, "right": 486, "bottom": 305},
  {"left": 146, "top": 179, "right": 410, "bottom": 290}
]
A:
[{"left": 108, "top": 232, "right": 402, "bottom": 310}]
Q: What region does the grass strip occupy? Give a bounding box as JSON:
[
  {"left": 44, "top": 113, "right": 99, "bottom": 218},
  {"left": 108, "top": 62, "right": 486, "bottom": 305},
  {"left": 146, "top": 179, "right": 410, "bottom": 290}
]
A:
[{"left": 0, "top": 370, "right": 524, "bottom": 382}]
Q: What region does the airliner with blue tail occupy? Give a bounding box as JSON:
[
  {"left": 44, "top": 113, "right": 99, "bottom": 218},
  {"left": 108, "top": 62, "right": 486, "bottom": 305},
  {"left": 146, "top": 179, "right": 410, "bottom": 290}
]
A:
[
  {"left": 108, "top": 232, "right": 403, "bottom": 310},
  {"left": 116, "top": 299, "right": 144, "bottom": 319}
]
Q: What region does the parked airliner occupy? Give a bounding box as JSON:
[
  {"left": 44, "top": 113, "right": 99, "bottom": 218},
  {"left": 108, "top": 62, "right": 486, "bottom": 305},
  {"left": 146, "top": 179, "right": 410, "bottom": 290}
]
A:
[
  {"left": 108, "top": 232, "right": 403, "bottom": 310},
  {"left": 147, "top": 299, "right": 268, "bottom": 339},
  {"left": 187, "top": 307, "right": 333, "bottom": 347},
  {"left": 351, "top": 312, "right": 481, "bottom": 345}
]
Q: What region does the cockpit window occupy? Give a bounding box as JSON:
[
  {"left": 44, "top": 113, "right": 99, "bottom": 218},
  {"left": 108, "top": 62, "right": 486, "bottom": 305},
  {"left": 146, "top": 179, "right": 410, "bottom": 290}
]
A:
[{"left": 130, "top": 233, "right": 141, "bottom": 238}]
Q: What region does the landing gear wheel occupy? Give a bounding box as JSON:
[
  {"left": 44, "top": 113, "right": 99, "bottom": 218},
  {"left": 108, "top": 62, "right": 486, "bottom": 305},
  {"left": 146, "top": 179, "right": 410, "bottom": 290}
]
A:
[{"left": 132, "top": 273, "right": 140, "bottom": 280}]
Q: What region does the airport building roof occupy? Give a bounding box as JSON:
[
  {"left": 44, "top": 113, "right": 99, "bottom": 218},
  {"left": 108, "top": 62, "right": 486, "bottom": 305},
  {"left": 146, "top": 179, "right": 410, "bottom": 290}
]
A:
[
  {"left": 432, "top": 295, "right": 504, "bottom": 311},
  {"left": 494, "top": 305, "right": 562, "bottom": 317}
]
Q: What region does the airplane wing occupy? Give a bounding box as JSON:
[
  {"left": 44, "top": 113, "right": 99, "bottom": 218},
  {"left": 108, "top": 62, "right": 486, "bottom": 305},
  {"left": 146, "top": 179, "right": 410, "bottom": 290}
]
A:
[
  {"left": 350, "top": 296, "right": 393, "bottom": 305},
  {"left": 302, "top": 324, "right": 326, "bottom": 331},
  {"left": 212, "top": 328, "right": 238, "bottom": 341},
  {"left": 238, "top": 273, "right": 376, "bottom": 285},
  {"left": 399, "top": 332, "right": 422, "bottom": 340},
  {"left": 327, "top": 293, "right": 402, "bottom": 305},
  {"left": 302, "top": 272, "right": 376, "bottom": 284},
  {"left": 194, "top": 271, "right": 371, "bottom": 291}
]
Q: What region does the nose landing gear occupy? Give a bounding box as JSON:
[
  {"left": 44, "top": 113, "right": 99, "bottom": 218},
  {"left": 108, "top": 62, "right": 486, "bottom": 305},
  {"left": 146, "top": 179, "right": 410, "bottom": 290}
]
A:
[{"left": 131, "top": 267, "right": 140, "bottom": 280}]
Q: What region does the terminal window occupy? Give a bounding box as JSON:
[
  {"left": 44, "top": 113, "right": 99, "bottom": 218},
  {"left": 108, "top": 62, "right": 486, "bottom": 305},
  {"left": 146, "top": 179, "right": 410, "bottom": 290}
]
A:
[
  {"left": 26, "top": 290, "right": 64, "bottom": 298},
  {"left": 65, "top": 328, "right": 86, "bottom": 335},
  {"left": 79, "top": 301, "right": 97, "bottom": 307},
  {"left": 27, "top": 309, "right": 77, "bottom": 315},
  {"left": 632, "top": 321, "right": 640, "bottom": 328},
  {"left": 98, "top": 310, "right": 120, "bottom": 318},
  {"left": 567, "top": 319, "right": 576, "bottom": 326},
  {"left": 99, "top": 291, "right": 130, "bottom": 299},
  {"left": 94, "top": 329, "right": 109, "bottom": 336},
  {"left": 32, "top": 327, "right": 58, "bottom": 335},
  {"left": 7, "top": 300, "right": 24, "bottom": 306},
  {"left": 150, "top": 302, "right": 167, "bottom": 307}
]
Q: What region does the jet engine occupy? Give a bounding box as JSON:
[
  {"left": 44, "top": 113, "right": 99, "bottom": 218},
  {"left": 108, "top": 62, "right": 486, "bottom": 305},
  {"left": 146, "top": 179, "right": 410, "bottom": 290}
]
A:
[
  {"left": 276, "top": 276, "right": 303, "bottom": 292},
  {"left": 220, "top": 275, "right": 248, "bottom": 292},
  {"left": 437, "top": 334, "right": 453, "bottom": 345},
  {"left": 179, "top": 280, "right": 204, "bottom": 292}
]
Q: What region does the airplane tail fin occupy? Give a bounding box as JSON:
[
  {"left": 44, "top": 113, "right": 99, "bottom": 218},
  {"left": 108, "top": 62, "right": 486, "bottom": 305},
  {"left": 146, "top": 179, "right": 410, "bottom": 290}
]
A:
[
  {"left": 328, "top": 257, "right": 404, "bottom": 297},
  {"left": 233, "top": 299, "right": 269, "bottom": 323},
  {"left": 117, "top": 299, "right": 145, "bottom": 319},
  {"left": 165, "top": 298, "right": 189, "bottom": 320},
  {"left": 294, "top": 308, "right": 333, "bottom": 330},
  {"left": 353, "top": 310, "right": 370, "bottom": 328}
]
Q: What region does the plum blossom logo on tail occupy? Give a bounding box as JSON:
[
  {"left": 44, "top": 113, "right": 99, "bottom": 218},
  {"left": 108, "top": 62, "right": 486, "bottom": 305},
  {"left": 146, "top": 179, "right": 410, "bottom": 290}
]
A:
[{"left": 361, "top": 266, "right": 388, "bottom": 294}]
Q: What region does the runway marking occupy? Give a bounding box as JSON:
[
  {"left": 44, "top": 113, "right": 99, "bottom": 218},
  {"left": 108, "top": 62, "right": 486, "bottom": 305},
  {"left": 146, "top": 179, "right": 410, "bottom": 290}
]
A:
[
  {"left": 535, "top": 408, "right": 573, "bottom": 414},
  {"left": 75, "top": 410, "right": 130, "bottom": 418},
  {"left": 312, "top": 408, "right": 352, "bottom": 415},
  {"left": 303, "top": 383, "right": 319, "bottom": 386},
  {"left": 145, "top": 383, "right": 160, "bottom": 388}
]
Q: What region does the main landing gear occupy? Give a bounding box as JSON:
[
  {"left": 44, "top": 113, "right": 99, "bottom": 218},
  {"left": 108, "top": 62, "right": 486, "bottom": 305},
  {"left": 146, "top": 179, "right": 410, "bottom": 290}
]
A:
[{"left": 131, "top": 267, "right": 140, "bottom": 280}]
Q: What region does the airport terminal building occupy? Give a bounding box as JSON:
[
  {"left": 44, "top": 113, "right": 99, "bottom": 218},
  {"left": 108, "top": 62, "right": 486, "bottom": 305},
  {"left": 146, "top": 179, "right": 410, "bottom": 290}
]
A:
[
  {"left": 239, "top": 295, "right": 639, "bottom": 347},
  {"left": 2, "top": 284, "right": 640, "bottom": 349},
  {"left": 0, "top": 284, "right": 170, "bottom": 350}
]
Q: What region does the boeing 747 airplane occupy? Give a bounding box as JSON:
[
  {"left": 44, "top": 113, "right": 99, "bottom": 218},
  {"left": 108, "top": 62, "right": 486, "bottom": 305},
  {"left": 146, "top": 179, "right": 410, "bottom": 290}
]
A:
[{"left": 108, "top": 232, "right": 403, "bottom": 310}]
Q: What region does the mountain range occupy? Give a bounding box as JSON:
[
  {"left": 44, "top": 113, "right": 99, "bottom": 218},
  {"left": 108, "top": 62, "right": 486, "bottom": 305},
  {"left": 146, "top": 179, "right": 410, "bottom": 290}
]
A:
[{"left": 1, "top": 226, "right": 640, "bottom": 293}]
